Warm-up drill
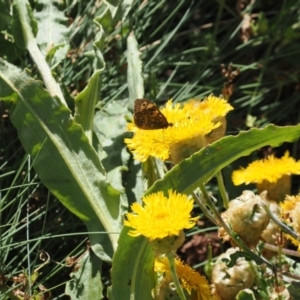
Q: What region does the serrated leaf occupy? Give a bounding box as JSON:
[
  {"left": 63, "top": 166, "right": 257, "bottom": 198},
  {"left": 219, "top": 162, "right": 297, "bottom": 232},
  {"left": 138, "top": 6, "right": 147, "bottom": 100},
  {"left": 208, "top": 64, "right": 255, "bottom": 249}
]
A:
[
  {"left": 146, "top": 124, "right": 300, "bottom": 196},
  {"left": 0, "top": 58, "right": 127, "bottom": 261},
  {"left": 115, "top": 124, "right": 300, "bottom": 296},
  {"left": 34, "top": 0, "right": 69, "bottom": 66}
]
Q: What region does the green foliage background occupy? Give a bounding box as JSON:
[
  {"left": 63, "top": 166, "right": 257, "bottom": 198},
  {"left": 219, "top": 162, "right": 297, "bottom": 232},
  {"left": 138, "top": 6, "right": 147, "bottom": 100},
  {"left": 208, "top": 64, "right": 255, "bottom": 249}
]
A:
[{"left": 1, "top": 0, "right": 300, "bottom": 299}]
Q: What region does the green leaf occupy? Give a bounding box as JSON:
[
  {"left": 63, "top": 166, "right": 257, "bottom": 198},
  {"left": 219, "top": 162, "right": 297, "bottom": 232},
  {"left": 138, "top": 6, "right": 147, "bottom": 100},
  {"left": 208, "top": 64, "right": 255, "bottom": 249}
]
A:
[
  {"left": 92, "top": 0, "right": 132, "bottom": 70},
  {"left": 12, "top": 0, "right": 66, "bottom": 104},
  {"left": 288, "top": 280, "right": 300, "bottom": 299},
  {"left": 0, "top": 0, "right": 12, "bottom": 31},
  {"left": 74, "top": 71, "right": 101, "bottom": 141},
  {"left": 34, "top": 0, "right": 70, "bottom": 66},
  {"left": 236, "top": 289, "right": 257, "bottom": 300},
  {"left": 93, "top": 99, "right": 130, "bottom": 171},
  {"left": 92, "top": 20, "right": 106, "bottom": 71},
  {"left": 0, "top": 58, "right": 127, "bottom": 261},
  {"left": 114, "top": 0, "right": 134, "bottom": 23},
  {"left": 65, "top": 250, "right": 103, "bottom": 299},
  {"left": 74, "top": 9, "right": 106, "bottom": 139},
  {"left": 222, "top": 251, "right": 263, "bottom": 267},
  {"left": 94, "top": 7, "right": 114, "bottom": 34},
  {"left": 109, "top": 227, "right": 155, "bottom": 300},
  {"left": 146, "top": 124, "right": 300, "bottom": 196},
  {"left": 93, "top": 100, "right": 131, "bottom": 206},
  {"left": 12, "top": 0, "right": 38, "bottom": 49},
  {"left": 127, "top": 33, "right": 144, "bottom": 110},
  {"left": 94, "top": 0, "right": 132, "bottom": 34},
  {"left": 114, "top": 124, "right": 300, "bottom": 297}
]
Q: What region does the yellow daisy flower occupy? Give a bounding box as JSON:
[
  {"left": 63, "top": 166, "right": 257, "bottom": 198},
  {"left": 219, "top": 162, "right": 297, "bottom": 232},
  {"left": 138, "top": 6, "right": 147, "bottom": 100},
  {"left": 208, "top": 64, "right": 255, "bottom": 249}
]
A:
[
  {"left": 124, "top": 190, "right": 198, "bottom": 241},
  {"left": 232, "top": 151, "right": 300, "bottom": 185},
  {"left": 232, "top": 151, "right": 300, "bottom": 201},
  {"left": 125, "top": 96, "right": 233, "bottom": 163},
  {"left": 280, "top": 194, "right": 300, "bottom": 249},
  {"left": 155, "top": 257, "right": 219, "bottom": 300}
]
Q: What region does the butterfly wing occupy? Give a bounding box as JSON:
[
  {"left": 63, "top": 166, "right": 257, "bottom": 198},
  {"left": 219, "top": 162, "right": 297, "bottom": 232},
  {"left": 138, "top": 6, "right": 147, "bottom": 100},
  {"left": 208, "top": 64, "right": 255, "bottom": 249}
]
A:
[{"left": 134, "top": 99, "right": 170, "bottom": 130}]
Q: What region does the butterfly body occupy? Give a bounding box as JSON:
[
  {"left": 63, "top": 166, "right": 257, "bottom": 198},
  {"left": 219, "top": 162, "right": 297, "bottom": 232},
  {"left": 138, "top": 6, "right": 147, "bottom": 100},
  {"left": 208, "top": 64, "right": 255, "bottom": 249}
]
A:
[{"left": 133, "top": 98, "right": 172, "bottom": 130}]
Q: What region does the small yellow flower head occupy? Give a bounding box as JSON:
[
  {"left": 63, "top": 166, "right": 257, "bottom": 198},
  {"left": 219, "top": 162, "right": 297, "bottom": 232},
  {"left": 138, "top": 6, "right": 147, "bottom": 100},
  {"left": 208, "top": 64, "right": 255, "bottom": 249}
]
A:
[
  {"left": 155, "top": 257, "right": 219, "bottom": 300},
  {"left": 232, "top": 151, "right": 300, "bottom": 201},
  {"left": 124, "top": 190, "right": 198, "bottom": 242},
  {"left": 280, "top": 194, "right": 300, "bottom": 249},
  {"left": 232, "top": 151, "right": 300, "bottom": 185},
  {"left": 219, "top": 190, "right": 270, "bottom": 247},
  {"left": 125, "top": 96, "right": 233, "bottom": 163},
  {"left": 211, "top": 248, "right": 256, "bottom": 300}
]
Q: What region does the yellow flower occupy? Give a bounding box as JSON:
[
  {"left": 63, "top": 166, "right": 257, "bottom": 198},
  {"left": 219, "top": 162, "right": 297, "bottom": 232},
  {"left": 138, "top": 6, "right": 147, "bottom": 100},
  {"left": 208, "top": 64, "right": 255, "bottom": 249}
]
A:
[
  {"left": 124, "top": 190, "right": 198, "bottom": 240},
  {"left": 155, "top": 257, "right": 219, "bottom": 300},
  {"left": 125, "top": 96, "right": 233, "bottom": 162},
  {"left": 280, "top": 194, "right": 300, "bottom": 249},
  {"left": 232, "top": 151, "right": 300, "bottom": 185}
]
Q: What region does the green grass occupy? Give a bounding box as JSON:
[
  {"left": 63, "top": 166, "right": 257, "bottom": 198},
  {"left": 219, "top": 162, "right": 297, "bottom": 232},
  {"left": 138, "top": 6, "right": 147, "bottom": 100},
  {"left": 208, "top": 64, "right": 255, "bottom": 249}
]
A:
[{"left": 1, "top": 0, "right": 300, "bottom": 298}]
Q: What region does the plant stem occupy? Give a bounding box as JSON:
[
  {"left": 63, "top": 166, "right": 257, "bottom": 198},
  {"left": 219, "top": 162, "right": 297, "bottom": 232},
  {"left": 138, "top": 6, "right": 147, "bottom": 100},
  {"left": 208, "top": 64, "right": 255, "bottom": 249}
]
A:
[
  {"left": 263, "top": 203, "right": 299, "bottom": 240},
  {"left": 263, "top": 243, "right": 300, "bottom": 258},
  {"left": 167, "top": 253, "right": 186, "bottom": 300},
  {"left": 199, "top": 183, "right": 273, "bottom": 269},
  {"left": 191, "top": 192, "right": 218, "bottom": 226},
  {"left": 216, "top": 171, "right": 229, "bottom": 209}
]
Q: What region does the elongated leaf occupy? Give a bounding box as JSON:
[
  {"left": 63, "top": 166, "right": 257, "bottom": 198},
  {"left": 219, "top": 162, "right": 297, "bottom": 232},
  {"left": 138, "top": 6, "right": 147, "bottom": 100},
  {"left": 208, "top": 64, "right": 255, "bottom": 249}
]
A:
[
  {"left": 0, "top": 0, "right": 11, "bottom": 32},
  {"left": 146, "top": 124, "right": 300, "bottom": 196},
  {"left": 97, "top": 0, "right": 133, "bottom": 33},
  {"left": 0, "top": 58, "right": 126, "bottom": 261},
  {"left": 75, "top": 71, "right": 101, "bottom": 141},
  {"left": 34, "top": 0, "right": 69, "bottom": 66},
  {"left": 109, "top": 228, "right": 154, "bottom": 300},
  {"left": 115, "top": 0, "right": 134, "bottom": 23},
  {"left": 12, "top": 0, "right": 66, "bottom": 104},
  {"left": 114, "top": 124, "right": 300, "bottom": 297},
  {"left": 12, "top": 0, "right": 38, "bottom": 49},
  {"left": 127, "top": 33, "right": 144, "bottom": 108},
  {"left": 125, "top": 32, "right": 145, "bottom": 202},
  {"left": 74, "top": 6, "right": 105, "bottom": 140}
]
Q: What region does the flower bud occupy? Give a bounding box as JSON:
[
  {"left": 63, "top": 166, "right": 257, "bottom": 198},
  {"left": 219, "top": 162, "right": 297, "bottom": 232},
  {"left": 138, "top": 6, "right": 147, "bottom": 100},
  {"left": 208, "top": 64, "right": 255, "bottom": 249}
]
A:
[
  {"left": 219, "top": 190, "right": 270, "bottom": 246},
  {"left": 151, "top": 231, "right": 185, "bottom": 256},
  {"left": 211, "top": 248, "right": 255, "bottom": 300}
]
